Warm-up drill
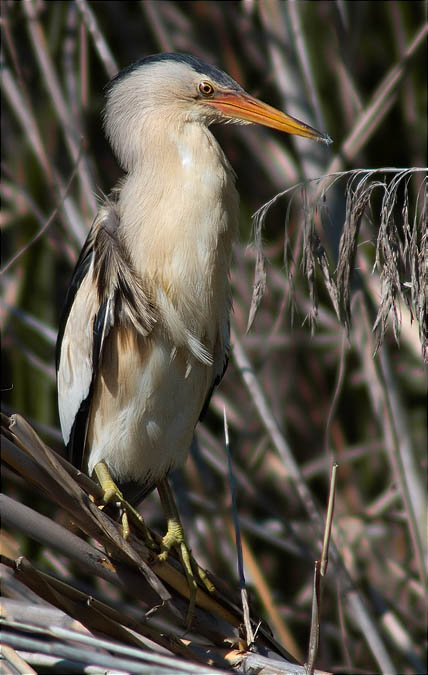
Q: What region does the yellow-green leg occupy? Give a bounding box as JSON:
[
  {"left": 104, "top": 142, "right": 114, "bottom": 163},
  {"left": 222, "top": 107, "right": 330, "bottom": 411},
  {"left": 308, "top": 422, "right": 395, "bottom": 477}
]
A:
[
  {"left": 157, "top": 478, "right": 215, "bottom": 627},
  {"left": 94, "top": 461, "right": 154, "bottom": 546}
]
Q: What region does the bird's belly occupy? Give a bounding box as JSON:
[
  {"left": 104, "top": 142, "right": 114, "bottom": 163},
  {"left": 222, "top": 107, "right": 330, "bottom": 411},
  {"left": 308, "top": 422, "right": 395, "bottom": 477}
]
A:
[{"left": 85, "top": 326, "right": 212, "bottom": 492}]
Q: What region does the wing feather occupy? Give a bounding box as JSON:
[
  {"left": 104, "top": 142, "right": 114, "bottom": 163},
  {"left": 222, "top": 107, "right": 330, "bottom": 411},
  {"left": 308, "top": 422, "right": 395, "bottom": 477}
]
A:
[
  {"left": 198, "top": 318, "right": 230, "bottom": 421},
  {"left": 56, "top": 200, "right": 157, "bottom": 469}
]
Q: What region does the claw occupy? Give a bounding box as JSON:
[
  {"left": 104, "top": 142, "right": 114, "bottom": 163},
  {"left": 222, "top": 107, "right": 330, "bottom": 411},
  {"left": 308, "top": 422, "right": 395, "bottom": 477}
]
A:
[
  {"left": 94, "top": 461, "right": 154, "bottom": 546},
  {"left": 157, "top": 479, "right": 215, "bottom": 628},
  {"left": 93, "top": 463, "right": 215, "bottom": 627},
  {"left": 158, "top": 515, "right": 198, "bottom": 627},
  {"left": 120, "top": 507, "right": 131, "bottom": 540}
]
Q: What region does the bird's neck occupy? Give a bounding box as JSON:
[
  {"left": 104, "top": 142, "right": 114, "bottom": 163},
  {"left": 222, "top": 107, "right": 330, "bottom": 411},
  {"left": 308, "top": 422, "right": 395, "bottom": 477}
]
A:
[{"left": 117, "top": 121, "right": 239, "bottom": 340}]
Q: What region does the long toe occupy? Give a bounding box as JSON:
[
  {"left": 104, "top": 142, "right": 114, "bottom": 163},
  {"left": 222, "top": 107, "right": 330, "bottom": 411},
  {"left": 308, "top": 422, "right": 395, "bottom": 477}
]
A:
[{"left": 94, "top": 461, "right": 154, "bottom": 545}]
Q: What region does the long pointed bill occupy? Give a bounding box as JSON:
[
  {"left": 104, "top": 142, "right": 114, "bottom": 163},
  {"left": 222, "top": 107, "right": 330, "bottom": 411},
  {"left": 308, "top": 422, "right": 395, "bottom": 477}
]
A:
[{"left": 206, "top": 90, "right": 332, "bottom": 144}]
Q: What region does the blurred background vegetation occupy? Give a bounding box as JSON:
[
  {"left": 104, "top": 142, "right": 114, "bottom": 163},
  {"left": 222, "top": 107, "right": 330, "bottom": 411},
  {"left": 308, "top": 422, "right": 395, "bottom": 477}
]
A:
[{"left": 1, "top": 1, "right": 427, "bottom": 673}]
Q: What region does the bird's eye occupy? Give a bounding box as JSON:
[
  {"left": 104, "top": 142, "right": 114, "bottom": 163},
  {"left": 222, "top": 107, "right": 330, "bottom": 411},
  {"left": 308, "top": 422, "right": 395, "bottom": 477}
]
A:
[{"left": 198, "top": 81, "right": 214, "bottom": 97}]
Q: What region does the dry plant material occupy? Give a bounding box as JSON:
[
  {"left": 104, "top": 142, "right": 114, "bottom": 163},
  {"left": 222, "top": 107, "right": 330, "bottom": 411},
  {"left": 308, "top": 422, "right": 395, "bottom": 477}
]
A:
[
  {"left": 305, "top": 464, "right": 338, "bottom": 675},
  {"left": 2, "top": 4, "right": 426, "bottom": 673},
  {"left": 252, "top": 168, "right": 427, "bottom": 359},
  {"left": 1, "top": 412, "right": 323, "bottom": 674},
  {"left": 223, "top": 407, "right": 254, "bottom": 649}
]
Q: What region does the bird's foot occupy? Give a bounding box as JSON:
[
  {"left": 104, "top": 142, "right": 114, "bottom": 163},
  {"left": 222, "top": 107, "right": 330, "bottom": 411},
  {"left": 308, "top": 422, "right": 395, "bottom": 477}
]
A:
[
  {"left": 159, "top": 523, "right": 215, "bottom": 593},
  {"left": 157, "top": 480, "right": 215, "bottom": 629},
  {"left": 94, "top": 461, "right": 155, "bottom": 547},
  {"left": 159, "top": 516, "right": 198, "bottom": 627}
]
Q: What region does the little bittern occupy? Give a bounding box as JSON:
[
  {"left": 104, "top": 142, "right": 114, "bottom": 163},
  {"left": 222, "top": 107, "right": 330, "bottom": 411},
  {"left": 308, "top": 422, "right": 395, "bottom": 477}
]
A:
[{"left": 56, "top": 53, "right": 330, "bottom": 603}]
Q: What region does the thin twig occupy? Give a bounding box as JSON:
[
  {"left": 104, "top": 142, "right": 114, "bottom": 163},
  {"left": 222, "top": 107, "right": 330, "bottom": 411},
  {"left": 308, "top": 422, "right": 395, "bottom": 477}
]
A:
[
  {"left": 320, "top": 464, "right": 338, "bottom": 579},
  {"left": 306, "top": 464, "right": 338, "bottom": 675},
  {"left": 223, "top": 406, "right": 254, "bottom": 647},
  {"left": 287, "top": 0, "right": 327, "bottom": 134},
  {"left": 75, "top": 0, "right": 118, "bottom": 79},
  {"left": 1, "top": 143, "right": 83, "bottom": 275},
  {"left": 23, "top": 0, "right": 97, "bottom": 217},
  {"left": 306, "top": 560, "right": 321, "bottom": 675},
  {"left": 0, "top": 58, "right": 87, "bottom": 243},
  {"left": 324, "top": 22, "right": 428, "bottom": 175},
  {"left": 231, "top": 325, "right": 396, "bottom": 674}
]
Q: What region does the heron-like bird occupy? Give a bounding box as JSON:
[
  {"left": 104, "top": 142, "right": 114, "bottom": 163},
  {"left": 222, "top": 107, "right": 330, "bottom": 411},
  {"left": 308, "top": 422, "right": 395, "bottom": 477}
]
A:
[{"left": 56, "top": 53, "right": 330, "bottom": 605}]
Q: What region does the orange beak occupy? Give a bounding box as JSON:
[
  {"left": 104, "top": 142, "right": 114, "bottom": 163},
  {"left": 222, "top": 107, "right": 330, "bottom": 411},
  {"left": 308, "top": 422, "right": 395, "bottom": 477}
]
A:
[{"left": 205, "top": 90, "right": 332, "bottom": 144}]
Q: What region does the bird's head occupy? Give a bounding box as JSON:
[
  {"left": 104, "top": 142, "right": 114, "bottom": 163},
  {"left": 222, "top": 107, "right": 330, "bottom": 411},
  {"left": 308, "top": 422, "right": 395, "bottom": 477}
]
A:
[{"left": 104, "top": 53, "right": 331, "bottom": 171}]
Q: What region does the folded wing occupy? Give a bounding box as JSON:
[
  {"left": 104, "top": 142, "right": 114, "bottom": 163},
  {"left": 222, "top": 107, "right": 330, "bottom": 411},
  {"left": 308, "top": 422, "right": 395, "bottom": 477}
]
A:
[{"left": 56, "top": 201, "right": 157, "bottom": 470}]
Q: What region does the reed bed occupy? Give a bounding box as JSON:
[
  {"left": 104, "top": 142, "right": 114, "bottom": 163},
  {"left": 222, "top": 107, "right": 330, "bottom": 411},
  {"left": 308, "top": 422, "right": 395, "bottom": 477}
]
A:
[{"left": 1, "top": 2, "right": 426, "bottom": 673}]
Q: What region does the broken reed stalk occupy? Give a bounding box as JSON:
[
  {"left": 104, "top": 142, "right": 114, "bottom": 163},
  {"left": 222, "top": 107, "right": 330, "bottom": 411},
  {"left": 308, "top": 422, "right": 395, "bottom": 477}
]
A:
[
  {"left": 223, "top": 406, "right": 254, "bottom": 648},
  {"left": 305, "top": 463, "right": 338, "bottom": 675},
  {"left": 1, "top": 413, "right": 237, "bottom": 623},
  {"left": 1, "top": 411, "right": 310, "bottom": 672}
]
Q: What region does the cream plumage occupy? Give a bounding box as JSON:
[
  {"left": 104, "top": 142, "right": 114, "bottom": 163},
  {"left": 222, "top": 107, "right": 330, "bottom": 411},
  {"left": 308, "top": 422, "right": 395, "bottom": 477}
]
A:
[{"left": 56, "top": 53, "right": 330, "bottom": 507}]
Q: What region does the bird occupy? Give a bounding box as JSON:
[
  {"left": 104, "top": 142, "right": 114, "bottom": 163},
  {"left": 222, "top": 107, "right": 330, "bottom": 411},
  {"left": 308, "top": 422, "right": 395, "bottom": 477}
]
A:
[{"left": 56, "top": 53, "right": 330, "bottom": 602}]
